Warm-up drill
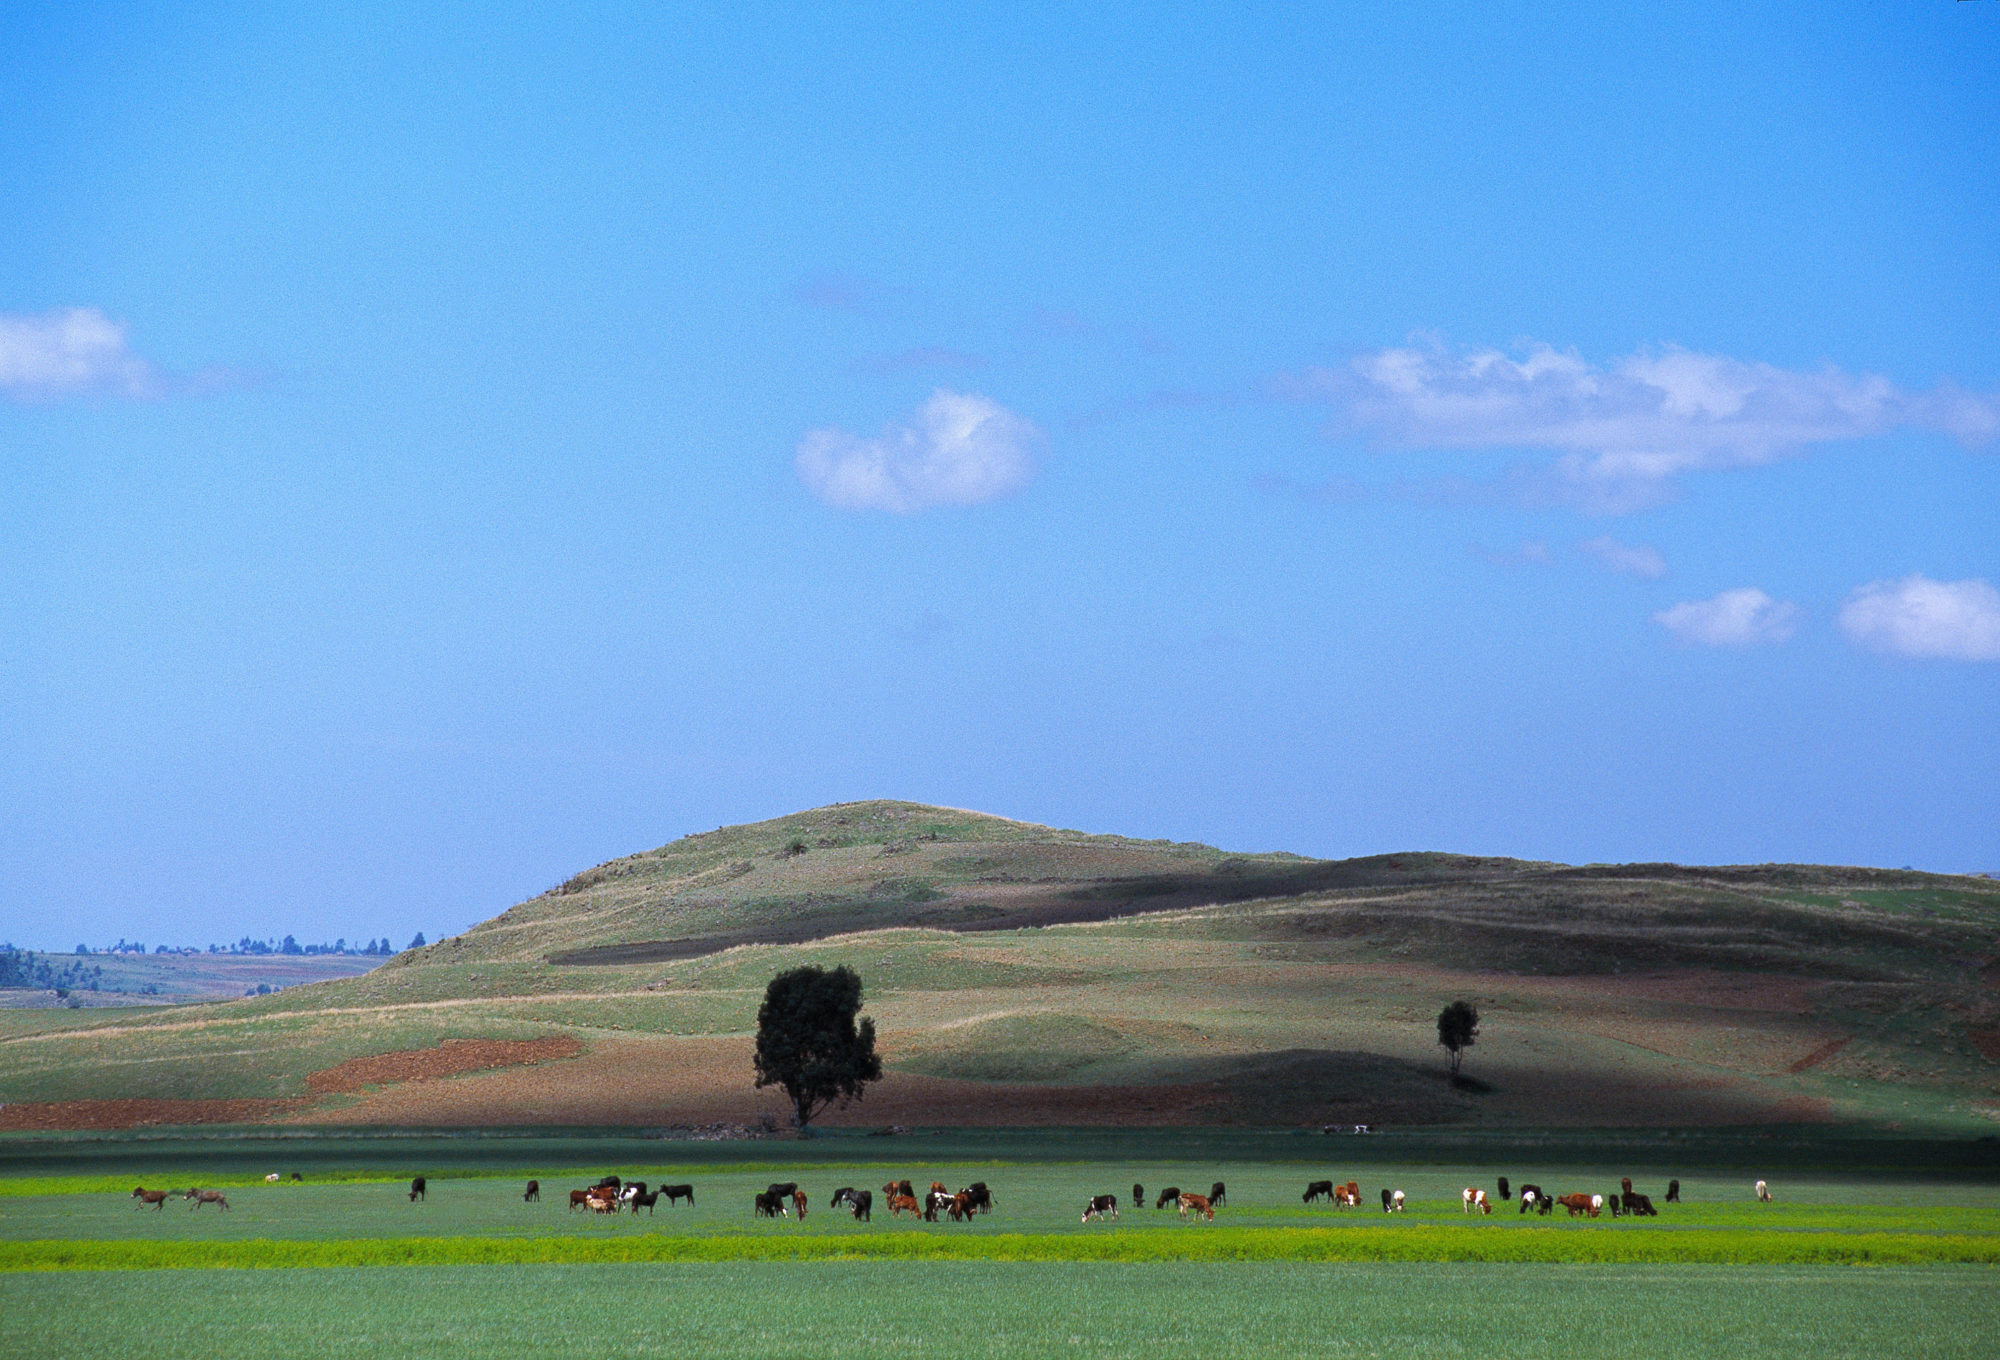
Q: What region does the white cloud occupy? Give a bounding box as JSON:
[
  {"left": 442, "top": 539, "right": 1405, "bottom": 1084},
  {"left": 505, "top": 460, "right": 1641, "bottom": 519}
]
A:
[
  {"left": 1653, "top": 588, "right": 1799, "bottom": 647},
  {"left": 795, "top": 389, "right": 1040, "bottom": 513},
  {"left": 1838, "top": 575, "right": 2000, "bottom": 661},
  {"left": 1577, "top": 535, "right": 1667, "bottom": 579},
  {"left": 0, "top": 307, "right": 161, "bottom": 400},
  {"left": 1282, "top": 340, "right": 1999, "bottom": 512}
]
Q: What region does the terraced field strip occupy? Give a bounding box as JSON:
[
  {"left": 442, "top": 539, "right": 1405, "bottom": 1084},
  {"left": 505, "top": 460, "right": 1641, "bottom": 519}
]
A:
[{"left": 6, "top": 1226, "right": 1997, "bottom": 1270}]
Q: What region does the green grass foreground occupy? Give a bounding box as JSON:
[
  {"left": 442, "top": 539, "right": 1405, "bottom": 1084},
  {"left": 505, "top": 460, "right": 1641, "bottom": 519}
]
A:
[
  {"left": 7, "top": 1225, "right": 1997, "bottom": 1270},
  {"left": 5, "top": 1261, "right": 1997, "bottom": 1360}
]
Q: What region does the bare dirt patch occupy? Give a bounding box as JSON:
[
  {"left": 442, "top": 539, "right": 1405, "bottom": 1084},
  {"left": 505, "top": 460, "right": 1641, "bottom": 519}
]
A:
[
  {"left": 1787, "top": 1036, "right": 1853, "bottom": 1073},
  {"left": 0, "top": 1098, "right": 302, "bottom": 1131},
  {"left": 304, "top": 1037, "right": 584, "bottom": 1094}
]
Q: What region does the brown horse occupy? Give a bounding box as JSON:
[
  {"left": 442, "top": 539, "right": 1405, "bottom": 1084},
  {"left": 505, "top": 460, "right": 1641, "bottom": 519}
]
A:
[
  {"left": 184, "top": 1189, "right": 229, "bottom": 1211},
  {"left": 130, "top": 1187, "right": 170, "bottom": 1210}
]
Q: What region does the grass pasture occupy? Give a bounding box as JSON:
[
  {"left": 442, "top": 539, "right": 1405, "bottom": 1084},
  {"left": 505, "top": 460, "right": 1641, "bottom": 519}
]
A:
[{"left": 4, "top": 1261, "right": 1997, "bottom": 1360}]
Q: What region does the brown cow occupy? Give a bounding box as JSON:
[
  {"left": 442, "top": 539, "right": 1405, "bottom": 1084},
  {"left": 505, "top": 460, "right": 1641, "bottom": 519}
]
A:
[
  {"left": 130, "top": 1187, "right": 170, "bottom": 1210},
  {"left": 792, "top": 1189, "right": 808, "bottom": 1219},
  {"left": 568, "top": 1189, "right": 594, "bottom": 1211},
  {"left": 886, "top": 1193, "right": 921, "bottom": 1218},
  {"left": 1556, "top": 1192, "right": 1595, "bottom": 1218},
  {"left": 884, "top": 1179, "right": 915, "bottom": 1200},
  {"left": 1176, "top": 1192, "right": 1214, "bottom": 1221}
]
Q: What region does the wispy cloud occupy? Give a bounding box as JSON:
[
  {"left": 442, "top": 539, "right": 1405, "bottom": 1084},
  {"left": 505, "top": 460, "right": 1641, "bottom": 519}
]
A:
[
  {"left": 1281, "top": 339, "right": 2000, "bottom": 513},
  {"left": 1838, "top": 575, "right": 2000, "bottom": 661},
  {"left": 1577, "top": 534, "right": 1668, "bottom": 579},
  {"left": 1653, "top": 588, "right": 1800, "bottom": 647},
  {"left": 796, "top": 389, "right": 1041, "bottom": 513},
  {"left": 1470, "top": 539, "right": 1553, "bottom": 569},
  {"left": 0, "top": 307, "right": 163, "bottom": 401}
]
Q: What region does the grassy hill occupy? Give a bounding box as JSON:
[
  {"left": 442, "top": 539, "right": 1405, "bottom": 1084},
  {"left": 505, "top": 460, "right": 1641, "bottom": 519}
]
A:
[{"left": 4, "top": 801, "right": 1997, "bottom": 1134}]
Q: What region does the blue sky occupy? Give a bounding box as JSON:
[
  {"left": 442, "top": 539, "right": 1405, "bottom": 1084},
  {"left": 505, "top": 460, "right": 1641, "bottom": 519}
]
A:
[{"left": 3, "top": 3, "right": 1996, "bottom": 950}]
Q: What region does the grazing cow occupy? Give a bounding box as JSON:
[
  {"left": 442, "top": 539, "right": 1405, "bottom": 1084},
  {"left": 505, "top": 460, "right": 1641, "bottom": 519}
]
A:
[
  {"left": 886, "top": 1193, "right": 921, "bottom": 1218},
  {"left": 589, "top": 1194, "right": 619, "bottom": 1214},
  {"left": 1208, "top": 1182, "right": 1227, "bottom": 1208},
  {"left": 1755, "top": 1180, "right": 1771, "bottom": 1202},
  {"left": 569, "top": 1189, "right": 594, "bottom": 1211},
  {"left": 1497, "top": 1176, "right": 1510, "bottom": 1203},
  {"left": 754, "top": 1190, "right": 787, "bottom": 1218},
  {"left": 1133, "top": 1183, "right": 1144, "bottom": 1212},
  {"left": 131, "top": 1187, "right": 170, "bottom": 1210},
  {"left": 1304, "top": 1180, "right": 1336, "bottom": 1205},
  {"left": 961, "top": 1183, "right": 994, "bottom": 1214},
  {"left": 767, "top": 1182, "right": 799, "bottom": 1200},
  {"left": 1666, "top": 1179, "right": 1681, "bottom": 1203},
  {"left": 849, "top": 1189, "right": 873, "bottom": 1222},
  {"left": 1518, "top": 1184, "right": 1542, "bottom": 1214},
  {"left": 792, "top": 1189, "right": 808, "bottom": 1219},
  {"left": 1462, "top": 1187, "right": 1490, "bottom": 1214},
  {"left": 1082, "top": 1194, "right": 1119, "bottom": 1223},
  {"left": 662, "top": 1184, "right": 695, "bottom": 1207},
  {"left": 1155, "top": 1186, "right": 1181, "bottom": 1209},
  {"left": 409, "top": 1176, "right": 427, "bottom": 1202},
  {"left": 1177, "top": 1193, "right": 1214, "bottom": 1221},
  {"left": 1556, "top": 1193, "right": 1594, "bottom": 1218},
  {"left": 185, "top": 1189, "right": 229, "bottom": 1211},
  {"left": 1590, "top": 1194, "right": 1604, "bottom": 1216},
  {"left": 830, "top": 1187, "right": 859, "bottom": 1210},
  {"left": 289, "top": 1172, "right": 303, "bottom": 1182},
  {"left": 524, "top": 1180, "right": 540, "bottom": 1202},
  {"left": 1390, "top": 1189, "right": 1406, "bottom": 1213},
  {"left": 266, "top": 1173, "right": 280, "bottom": 1183},
  {"left": 1377, "top": 1187, "right": 1392, "bottom": 1211},
  {"left": 924, "top": 1189, "right": 960, "bottom": 1222},
  {"left": 627, "top": 1189, "right": 660, "bottom": 1215},
  {"left": 1628, "top": 1193, "right": 1657, "bottom": 1216},
  {"left": 1335, "top": 1181, "right": 1362, "bottom": 1208},
  {"left": 1607, "top": 1193, "right": 1621, "bottom": 1218}
]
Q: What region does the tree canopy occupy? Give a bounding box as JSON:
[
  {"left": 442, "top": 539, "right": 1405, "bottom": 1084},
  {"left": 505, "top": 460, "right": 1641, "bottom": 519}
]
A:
[
  {"left": 1437, "top": 1000, "right": 1479, "bottom": 1074},
  {"left": 752, "top": 964, "right": 883, "bottom": 1128}
]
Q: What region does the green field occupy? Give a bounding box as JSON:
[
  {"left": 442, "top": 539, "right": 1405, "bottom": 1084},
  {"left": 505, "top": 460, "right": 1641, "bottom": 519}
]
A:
[{"left": 4, "top": 1262, "right": 1996, "bottom": 1360}]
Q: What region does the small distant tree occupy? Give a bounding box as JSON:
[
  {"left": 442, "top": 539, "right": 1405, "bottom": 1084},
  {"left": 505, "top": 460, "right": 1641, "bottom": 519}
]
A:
[
  {"left": 1437, "top": 1000, "right": 1480, "bottom": 1075},
  {"left": 753, "top": 965, "right": 882, "bottom": 1129},
  {"left": 408, "top": 932, "right": 426, "bottom": 949}
]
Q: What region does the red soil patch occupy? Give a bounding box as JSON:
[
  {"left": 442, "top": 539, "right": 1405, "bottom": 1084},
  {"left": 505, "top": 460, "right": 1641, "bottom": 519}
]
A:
[
  {"left": 305, "top": 1037, "right": 584, "bottom": 1094},
  {"left": 0, "top": 1098, "right": 302, "bottom": 1131},
  {"left": 1786, "top": 1036, "right": 1852, "bottom": 1074}
]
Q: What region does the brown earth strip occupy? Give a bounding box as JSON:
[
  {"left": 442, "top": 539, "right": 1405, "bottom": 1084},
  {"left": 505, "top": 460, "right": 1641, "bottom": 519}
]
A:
[
  {"left": 305, "top": 1036, "right": 584, "bottom": 1093},
  {"left": 1787, "top": 1035, "right": 1853, "bottom": 1073},
  {"left": 0, "top": 1098, "right": 303, "bottom": 1131}
]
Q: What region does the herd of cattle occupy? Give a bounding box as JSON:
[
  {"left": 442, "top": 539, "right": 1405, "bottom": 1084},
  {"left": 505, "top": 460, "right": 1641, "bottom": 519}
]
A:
[{"left": 133, "top": 1172, "right": 1769, "bottom": 1219}]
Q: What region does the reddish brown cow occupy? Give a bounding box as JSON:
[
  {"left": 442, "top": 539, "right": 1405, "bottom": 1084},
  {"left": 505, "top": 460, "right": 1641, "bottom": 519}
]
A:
[
  {"left": 886, "top": 1193, "right": 921, "bottom": 1217},
  {"left": 1556, "top": 1192, "right": 1595, "bottom": 1218},
  {"left": 792, "top": 1189, "right": 808, "bottom": 1219},
  {"left": 1177, "top": 1192, "right": 1214, "bottom": 1221}
]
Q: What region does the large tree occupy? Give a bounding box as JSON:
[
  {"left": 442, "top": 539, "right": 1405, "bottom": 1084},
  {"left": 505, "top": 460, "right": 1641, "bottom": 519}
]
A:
[
  {"left": 1436, "top": 1000, "right": 1479, "bottom": 1075},
  {"left": 753, "top": 964, "right": 883, "bottom": 1128}
]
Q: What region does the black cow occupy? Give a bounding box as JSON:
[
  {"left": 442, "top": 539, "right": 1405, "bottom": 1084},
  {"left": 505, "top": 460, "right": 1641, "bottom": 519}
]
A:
[
  {"left": 1518, "top": 1184, "right": 1545, "bottom": 1215},
  {"left": 1133, "top": 1183, "right": 1144, "bottom": 1212},
  {"left": 1628, "top": 1193, "right": 1657, "bottom": 1217},
  {"left": 524, "top": 1179, "right": 540, "bottom": 1202},
  {"left": 1155, "top": 1186, "right": 1181, "bottom": 1209},
  {"left": 1607, "top": 1192, "right": 1621, "bottom": 1218},
  {"left": 1208, "top": 1182, "right": 1227, "bottom": 1208},
  {"left": 1082, "top": 1194, "right": 1118, "bottom": 1222},
  {"left": 754, "top": 1190, "right": 786, "bottom": 1218},
  {"left": 1380, "top": 1187, "right": 1395, "bottom": 1212},
  {"left": 662, "top": 1184, "right": 695, "bottom": 1207},
  {"left": 595, "top": 1176, "right": 621, "bottom": 1193},
  {"left": 1497, "top": 1176, "right": 1510, "bottom": 1203},
  {"left": 963, "top": 1182, "right": 994, "bottom": 1214},
  {"left": 409, "top": 1176, "right": 427, "bottom": 1202},
  {"left": 1304, "top": 1180, "right": 1335, "bottom": 1204},
  {"left": 620, "top": 1182, "right": 649, "bottom": 1204},
  {"left": 831, "top": 1187, "right": 872, "bottom": 1221},
  {"left": 1665, "top": 1179, "right": 1681, "bottom": 1203},
  {"left": 767, "top": 1182, "right": 799, "bottom": 1199},
  {"left": 627, "top": 1188, "right": 660, "bottom": 1214}
]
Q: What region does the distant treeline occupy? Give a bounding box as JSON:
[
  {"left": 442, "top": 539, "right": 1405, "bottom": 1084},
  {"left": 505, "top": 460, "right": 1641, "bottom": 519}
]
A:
[
  {"left": 0, "top": 947, "right": 104, "bottom": 993},
  {"left": 66, "top": 935, "right": 426, "bottom": 958}
]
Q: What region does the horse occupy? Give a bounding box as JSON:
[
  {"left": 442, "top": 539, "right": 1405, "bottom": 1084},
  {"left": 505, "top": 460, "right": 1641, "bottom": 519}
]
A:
[
  {"left": 130, "top": 1187, "right": 170, "bottom": 1210},
  {"left": 185, "top": 1189, "right": 229, "bottom": 1211}
]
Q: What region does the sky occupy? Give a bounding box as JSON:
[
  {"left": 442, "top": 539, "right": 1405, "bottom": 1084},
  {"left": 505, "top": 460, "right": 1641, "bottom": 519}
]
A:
[{"left": 2, "top": 3, "right": 1996, "bottom": 951}]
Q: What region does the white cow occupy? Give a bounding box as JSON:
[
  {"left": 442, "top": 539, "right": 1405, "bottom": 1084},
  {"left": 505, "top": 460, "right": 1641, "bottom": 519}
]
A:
[
  {"left": 1389, "top": 1189, "right": 1405, "bottom": 1213},
  {"left": 1461, "top": 1187, "right": 1489, "bottom": 1214},
  {"left": 1755, "top": 1180, "right": 1772, "bottom": 1202}
]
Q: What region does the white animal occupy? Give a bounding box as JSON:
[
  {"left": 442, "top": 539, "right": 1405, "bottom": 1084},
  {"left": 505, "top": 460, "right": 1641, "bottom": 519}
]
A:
[
  {"left": 1755, "top": 1180, "right": 1772, "bottom": 1202},
  {"left": 1590, "top": 1194, "right": 1604, "bottom": 1215},
  {"left": 265, "top": 1173, "right": 280, "bottom": 1183},
  {"left": 1389, "top": 1189, "right": 1405, "bottom": 1212},
  {"left": 1461, "top": 1187, "right": 1489, "bottom": 1214}
]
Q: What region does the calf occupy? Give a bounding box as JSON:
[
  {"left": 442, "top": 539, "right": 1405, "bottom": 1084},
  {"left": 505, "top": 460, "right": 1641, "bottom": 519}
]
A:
[
  {"left": 754, "top": 1190, "right": 787, "bottom": 1218},
  {"left": 130, "top": 1187, "right": 170, "bottom": 1210},
  {"left": 886, "top": 1192, "right": 921, "bottom": 1218},
  {"left": 409, "top": 1176, "right": 427, "bottom": 1202},
  {"left": 185, "top": 1189, "right": 229, "bottom": 1211},
  {"left": 662, "top": 1185, "right": 695, "bottom": 1207},
  {"left": 1207, "top": 1181, "right": 1227, "bottom": 1208},
  {"left": 1304, "top": 1180, "right": 1335, "bottom": 1205},
  {"left": 1154, "top": 1186, "right": 1181, "bottom": 1209},
  {"left": 524, "top": 1179, "right": 540, "bottom": 1202},
  {"left": 1177, "top": 1193, "right": 1214, "bottom": 1222},
  {"left": 1462, "top": 1187, "right": 1490, "bottom": 1214},
  {"left": 627, "top": 1188, "right": 660, "bottom": 1215},
  {"left": 1082, "top": 1194, "right": 1119, "bottom": 1223}
]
